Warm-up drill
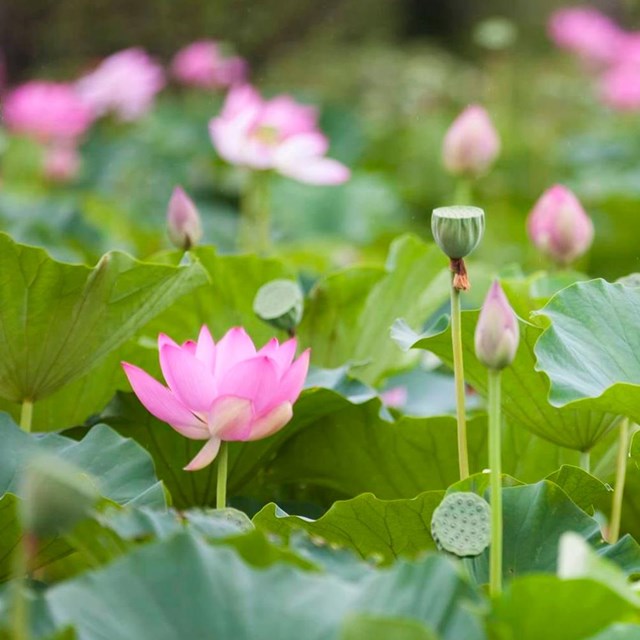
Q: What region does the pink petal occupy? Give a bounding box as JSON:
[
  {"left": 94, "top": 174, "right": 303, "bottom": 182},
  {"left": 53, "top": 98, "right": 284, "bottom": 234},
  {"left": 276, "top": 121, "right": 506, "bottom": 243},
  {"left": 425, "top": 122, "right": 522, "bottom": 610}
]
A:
[
  {"left": 246, "top": 402, "right": 293, "bottom": 441},
  {"left": 195, "top": 325, "right": 216, "bottom": 372},
  {"left": 121, "top": 362, "right": 208, "bottom": 439},
  {"left": 183, "top": 437, "right": 221, "bottom": 471},
  {"left": 181, "top": 340, "right": 197, "bottom": 355},
  {"left": 258, "top": 337, "right": 297, "bottom": 375},
  {"left": 159, "top": 344, "right": 217, "bottom": 412},
  {"left": 273, "top": 132, "right": 329, "bottom": 162},
  {"left": 211, "top": 395, "right": 254, "bottom": 440},
  {"left": 218, "top": 355, "right": 279, "bottom": 414},
  {"left": 277, "top": 157, "right": 351, "bottom": 185},
  {"left": 158, "top": 333, "right": 179, "bottom": 350},
  {"left": 213, "top": 327, "right": 257, "bottom": 378},
  {"left": 273, "top": 349, "right": 310, "bottom": 406}
]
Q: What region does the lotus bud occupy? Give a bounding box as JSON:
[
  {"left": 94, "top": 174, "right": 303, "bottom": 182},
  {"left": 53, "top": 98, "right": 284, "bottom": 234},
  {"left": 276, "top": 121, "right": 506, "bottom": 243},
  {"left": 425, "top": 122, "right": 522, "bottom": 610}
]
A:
[
  {"left": 20, "top": 454, "right": 100, "bottom": 538},
  {"left": 475, "top": 281, "right": 520, "bottom": 371},
  {"left": 442, "top": 105, "right": 500, "bottom": 178},
  {"left": 43, "top": 143, "right": 80, "bottom": 183},
  {"left": 527, "top": 185, "right": 594, "bottom": 265},
  {"left": 167, "top": 186, "right": 203, "bottom": 250},
  {"left": 253, "top": 279, "right": 304, "bottom": 334},
  {"left": 432, "top": 206, "right": 485, "bottom": 291}
]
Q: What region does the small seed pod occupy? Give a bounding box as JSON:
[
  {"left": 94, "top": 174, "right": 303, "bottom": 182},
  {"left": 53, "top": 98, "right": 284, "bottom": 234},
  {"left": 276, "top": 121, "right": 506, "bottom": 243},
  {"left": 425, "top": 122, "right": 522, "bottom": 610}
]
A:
[
  {"left": 431, "top": 491, "right": 491, "bottom": 557},
  {"left": 253, "top": 279, "right": 304, "bottom": 334}
]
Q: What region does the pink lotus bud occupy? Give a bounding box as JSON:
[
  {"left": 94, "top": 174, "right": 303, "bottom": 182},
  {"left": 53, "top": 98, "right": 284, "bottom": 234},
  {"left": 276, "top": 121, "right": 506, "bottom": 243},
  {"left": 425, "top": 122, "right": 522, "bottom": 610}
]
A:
[
  {"left": 167, "top": 186, "right": 203, "bottom": 250},
  {"left": 442, "top": 105, "right": 500, "bottom": 178},
  {"left": 43, "top": 143, "right": 81, "bottom": 182},
  {"left": 527, "top": 185, "right": 594, "bottom": 265},
  {"left": 474, "top": 281, "right": 519, "bottom": 371},
  {"left": 122, "top": 326, "right": 310, "bottom": 471}
]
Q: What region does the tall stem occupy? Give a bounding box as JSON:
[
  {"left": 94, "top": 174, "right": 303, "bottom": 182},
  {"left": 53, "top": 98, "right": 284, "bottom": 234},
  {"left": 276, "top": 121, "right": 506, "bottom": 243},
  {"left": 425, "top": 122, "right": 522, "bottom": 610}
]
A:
[
  {"left": 488, "top": 369, "right": 503, "bottom": 597},
  {"left": 454, "top": 179, "right": 472, "bottom": 203},
  {"left": 216, "top": 441, "right": 229, "bottom": 510},
  {"left": 451, "top": 282, "right": 469, "bottom": 479},
  {"left": 239, "top": 171, "right": 271, "bottom": 254},
  {"left": 609, "top": 417, "right": 630, "bottom": 543},
  {"left": 20, "top": 400, "right": 33, "bottom": 433},
  {"left": 579, "top": 450, "right": 590, "bottom": 473}
]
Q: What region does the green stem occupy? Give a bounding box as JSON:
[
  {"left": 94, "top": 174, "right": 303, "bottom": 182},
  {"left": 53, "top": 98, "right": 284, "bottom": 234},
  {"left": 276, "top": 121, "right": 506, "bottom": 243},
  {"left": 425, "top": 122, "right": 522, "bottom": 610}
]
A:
[
  {"left": 11, "top": 533, "right": 33, "bottom": 640},
  {"left": 609, "top": 417, "right": 630, "bottom": 543},
  {"left": 579, "top": 450, "right": 590, "bottom": 473},
  {"left": 454, "top": 179, "right": 472, "bottom": 204},
  {"left": 19, "top": 400, "right": 33, "bottom": 433},
  {"left": 488, "top": 369, "right": 503, "bottom": 597},
  {"left": 239, "top": 171, "right": 271, "bottom": 254},
  {"left": 450, "top": 282, "right": 469, "bottom": 480},
  {"left": 216, "top": 441, "right": 229, "bottom": 510}
]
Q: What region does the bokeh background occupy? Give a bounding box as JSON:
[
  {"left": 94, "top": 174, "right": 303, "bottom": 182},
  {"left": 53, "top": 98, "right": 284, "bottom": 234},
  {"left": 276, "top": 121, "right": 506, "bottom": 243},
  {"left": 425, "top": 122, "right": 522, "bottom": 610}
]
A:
[{"left": 1, "top": 0, "right": 639, "bottom": 279}]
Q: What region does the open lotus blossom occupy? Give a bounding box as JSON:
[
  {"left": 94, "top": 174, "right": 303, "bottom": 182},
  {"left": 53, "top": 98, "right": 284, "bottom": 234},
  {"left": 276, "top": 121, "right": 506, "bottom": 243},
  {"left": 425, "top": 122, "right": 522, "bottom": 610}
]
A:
[
  {"left": 171, "top": 40, "right": 247, "bottom": 89},
  {"left": 122, "top": 326, "right": 310, "bottom": 471},
  {"left": 527, "top": 185, "right": 594, "bottom": 265},
  {"left": 548, "top": 7, "right": 624, "bottom": 66},
  {"left": 209, "top": 84, "right": 350, "bottom": 185},
  {"left": 3, "top": 81, "right": 94, "bottom": 142},
  {"left": 76, "top": 48, "right": 165, "bottom": 122},
  {"left": 442, "top": 105, "right": 500, "bottom": 179}
]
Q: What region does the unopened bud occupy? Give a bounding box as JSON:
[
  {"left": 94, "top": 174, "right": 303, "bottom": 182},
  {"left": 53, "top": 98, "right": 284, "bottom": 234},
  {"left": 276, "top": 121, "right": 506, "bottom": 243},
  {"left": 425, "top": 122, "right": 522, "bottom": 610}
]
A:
[
  {"left": 253, "top": 279, "right": 304, "bottom": 334},
  {"left": 442, "top": 105, "right": 500, "bottom": 178},
  {"left": 527, "top": 185, "right": 594, "bottom": 265},
  {"left": 474, "top": 280, "right": 520, "bottom": 370},
  {"left": 167, "top": 186, "right": 203, "bottom": 250},
  {"left": 20, "top": 454, "right": 100, "bottom": 538},
  {"left": 43, "top": 143, "right": 80, "bottom": 183}
]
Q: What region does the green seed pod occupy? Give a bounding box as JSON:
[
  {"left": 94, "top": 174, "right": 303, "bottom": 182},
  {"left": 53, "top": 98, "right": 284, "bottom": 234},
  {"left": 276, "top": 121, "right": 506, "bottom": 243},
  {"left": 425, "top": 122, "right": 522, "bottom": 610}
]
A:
[
  {"left": 253, "top": 279, "right": 304, "bottom": 333},
  {"left": 20, "top": 454, "right": 100, "bottom": 538},
  {"left": 431, "top": 491, "right": 491, "bottom": 557},
  {"left": 431, "top": 206, "right": 485, "bottom": 260}
]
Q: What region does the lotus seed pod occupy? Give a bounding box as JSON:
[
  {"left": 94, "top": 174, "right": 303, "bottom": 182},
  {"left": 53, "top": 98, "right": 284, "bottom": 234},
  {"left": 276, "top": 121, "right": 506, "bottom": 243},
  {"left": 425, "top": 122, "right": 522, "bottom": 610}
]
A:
[
  {"left": 431, "top": 491, "right": 491, "bottom": 557},
  {"left": 20, "top": 454, "right": 100, "bottom": 538},
  {"left": 253, "top": 279, "right": 304, "bottom": 333},
  {"left": 474, "top": 280, "right": 520, "bottom": 371},
  {"left": 167, "top": 186, "right": 203, "bottom": 250},
  {"left": 431, "top": 206, "right": 485, "bottom": 260}
]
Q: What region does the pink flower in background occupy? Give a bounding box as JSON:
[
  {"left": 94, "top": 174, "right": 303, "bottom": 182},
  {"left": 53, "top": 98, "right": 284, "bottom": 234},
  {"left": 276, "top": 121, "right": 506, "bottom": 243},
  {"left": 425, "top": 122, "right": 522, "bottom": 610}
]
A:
[
  {"left": 442, "top": 105, "right": 500, "bottom": 179},
  {"left": 3, "top": 81, "right": 94, "bottom": 142},
  {"left": 122, "top": 326, "right": 310, "bottom": 470},
  {"left": 209, "top": 84, "right": 350, "bottom": 185},
  {"left": 43, "top": 143, "right": 81, "bottom": 182},
  {"left": 76, "top": 48, "right": 165, "bottom": 122},
  {"left": 167, "top": 186, "right": 203, "bottom": 249},
  {"left": 527, "top": 185, "right": 594, "bottom": 265},
  {"left": 380, "top": 386, "right": 408, "bottom": 409},
  {"left": 548, "top": 7, "right": 624, "bottom": 65},
  {"left": 599, "top": 64, "right": 640, "bottom": 110},
  {"left": 172, "top": 40, "right": 247, "bottom": 89}
]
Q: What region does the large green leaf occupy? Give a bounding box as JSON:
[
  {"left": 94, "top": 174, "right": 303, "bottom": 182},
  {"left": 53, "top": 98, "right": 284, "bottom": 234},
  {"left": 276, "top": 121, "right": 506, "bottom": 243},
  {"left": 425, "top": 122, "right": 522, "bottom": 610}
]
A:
[
  {"left": 0, "top": 414, "right": 164, "bottom": 581},
  {"left": 341, "top": 614, "right": 438, "bottom": 640},
  {"left": 0, "top": 233, "right": 208, "bottom": 406},
  {"left": 298, "top": 234, "right": 450, "bottom": 384},
  {"left": 34, "top": 533, "right": 485, "bottom": 640},
  {"left": 393, "top": 281, "right": 619, "bottom": 451},
  {"left": 488, "top": 575, "right": 640, "bottom": 640},
  {"left": 534, "top": 280, "right": 640, "bottom": 420}
]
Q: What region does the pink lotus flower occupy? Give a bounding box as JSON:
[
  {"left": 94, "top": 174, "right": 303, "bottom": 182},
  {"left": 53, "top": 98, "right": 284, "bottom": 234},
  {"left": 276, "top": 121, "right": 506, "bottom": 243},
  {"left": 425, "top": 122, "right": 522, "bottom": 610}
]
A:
[
  {"left": 122, "top": 326, "right": 310, "bottom": 471},
  {"left": 76, "top": 48, "right": 165, "bottom": 122},
  {"left": 548, "top": 7, "right": 624, "bottom": 66},
  {"left": 380, "top": 386, "right": 408, "bottom": 409},
  {"left": 167, "top": 186, "right": 203, "bottom": 249},
  {"left": 474, "top": 281, "right": 520, "bottom": 371},
  {"left": 442, "top": 105, "right": 500, "bottom": 179},
  {"left": 171, "top": 40, "right": 247, "bottom": 89},
  {"left": 209, "top": 84, "right": 350, "bottom": 185},
  {"left": 527, "top": 185, "right": 594, "bottom": 265},
  {"left": 3, "top": 81, "right": 94, "bottom": 142},
  {"left": 43, "top": 142, "right": 81, "bottom": 182},
  {"left": 599, "top": 64, "right": 640, "bottom": 110}
]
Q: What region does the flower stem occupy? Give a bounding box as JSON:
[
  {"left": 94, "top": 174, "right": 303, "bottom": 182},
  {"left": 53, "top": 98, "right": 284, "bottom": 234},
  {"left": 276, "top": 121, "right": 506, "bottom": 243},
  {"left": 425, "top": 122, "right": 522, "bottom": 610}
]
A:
[
  {"left": 19, "top": 400, "right": 33, "bottom": 433},
  {"left": 579, "top": 450, "right": 590, "bottom": 473},
  {"left": 216, "top": 441, "right": 229, "bottom": 510},
  {"left": 454, "top": 179, "right": 472, "bottom": 204},
  {"left": 609, "top": 417, "right": 630, "bottom": 543},
  {"left": 488, "top": 368, "right": 503, "bottom": 597},
  {"left": 239, "top": 170, "right": 271, "bottom": 254},
  {"left": 451, "top": 281, "right": 469, "bottom": 480}
]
